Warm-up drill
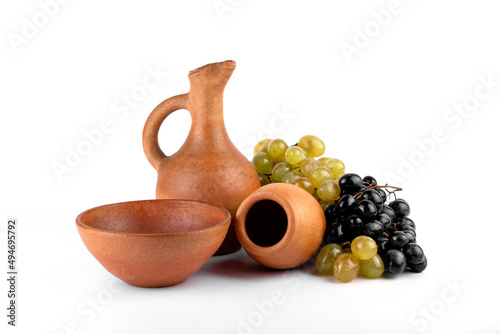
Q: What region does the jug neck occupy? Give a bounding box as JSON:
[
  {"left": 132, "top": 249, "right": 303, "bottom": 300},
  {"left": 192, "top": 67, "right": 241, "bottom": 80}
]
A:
[
  {"left": 185, "top": 61, "right": 236, "bottom": 148},
  {"left": 187, "top": 60, "right": 235, "bottom": 113}
]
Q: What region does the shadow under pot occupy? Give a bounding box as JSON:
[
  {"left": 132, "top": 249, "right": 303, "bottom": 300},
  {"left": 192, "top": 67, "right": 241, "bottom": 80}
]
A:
[{"left": 235, "top": 183, "right": 326, "bottom": 269}]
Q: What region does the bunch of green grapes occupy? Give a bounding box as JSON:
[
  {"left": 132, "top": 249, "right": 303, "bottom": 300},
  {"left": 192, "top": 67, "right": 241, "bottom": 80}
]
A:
[
  {"left": 251, "top": 135, "right": 346, "bottom": 209},
  {"left": 316, "top": 236, "right": 384, "bottom": 283}
]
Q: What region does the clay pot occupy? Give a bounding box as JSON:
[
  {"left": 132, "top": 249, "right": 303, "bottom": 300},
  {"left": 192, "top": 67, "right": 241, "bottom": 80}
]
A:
[
  {"left": 143, "top": 60, "right": 260, "bottom": 255},
  {"left": 235, "top": 183, "right": 326, "bottom": 269},
  {"left": 76, "top": 200, "right": 231, "bottom": 287}
]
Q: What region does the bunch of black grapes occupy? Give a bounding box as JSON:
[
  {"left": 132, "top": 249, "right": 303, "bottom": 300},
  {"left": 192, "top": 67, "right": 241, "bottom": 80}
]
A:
[{"left": 324, "top": 174, "right": 427, "bottom": 275}]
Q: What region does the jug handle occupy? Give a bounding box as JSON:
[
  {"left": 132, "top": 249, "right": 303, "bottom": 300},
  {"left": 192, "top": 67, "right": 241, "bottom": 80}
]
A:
[{"left": 142, "top": 93, "right": 188, "bottom": 171}]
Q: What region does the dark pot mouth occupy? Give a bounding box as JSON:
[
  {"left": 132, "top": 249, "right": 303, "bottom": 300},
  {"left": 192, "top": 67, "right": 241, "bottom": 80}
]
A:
[
  {"left": 245, "top": 200, "right": 288, "bottom": 247},
  {"left": 236, "top": 191, "right": 295, "bottom": 254}
]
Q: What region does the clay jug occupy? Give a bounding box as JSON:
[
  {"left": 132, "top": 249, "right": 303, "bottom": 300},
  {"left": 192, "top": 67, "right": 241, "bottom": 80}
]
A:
[{"left": 143, "top": 60, "right": 260, "bottom": 255}]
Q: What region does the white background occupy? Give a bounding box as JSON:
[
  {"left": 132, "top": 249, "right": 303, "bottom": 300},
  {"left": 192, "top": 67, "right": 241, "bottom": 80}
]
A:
[{"left": 1, "top": 0, "right": 500, "bottom": 333}]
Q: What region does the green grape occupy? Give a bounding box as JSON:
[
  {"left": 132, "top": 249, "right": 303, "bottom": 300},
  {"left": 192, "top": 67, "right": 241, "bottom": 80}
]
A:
[
  {"left": 293, "top": 177, "right": 314, "bottom": 194},
  {"left": 258, "top": 174, "right": 271, "bottom": 186},
  {"left": 253, "top": 139, "right": 271, "bottom": 155},
  {"left": 317, "top": 157, "right": 330, "bottom": 166},
  {"left": 251, "top": 153, "right": 273, "bottom": 174},
  {"left": 309, "top": 166, "right": 334, "bottom": 188},
  {"left": 323, "top": 158, "right": 345, "bottom": 177},
  {"left": 285, "top": 146, "right": 308, "bottom": 166},
  {"left": 343, "top": 247, "right": 352, "bottom": 253},
  {"left": 316, "top": 243, "right": 343, "bottom": 276},
  {"left": 267, "top": 139, "right": 288, "bottom": 162},
  {"left": 317, "top": 180, "right": 341, "bottom": 201},
  {"left": 334, "top": 173, "right": 344, "bottom": 183},
  {"left": 282, "top": 171, "right": 303, "bottom": 184},
  {"left": 299, "top": 158, "right": 320, "bottom": 177},
  {"left": 271, "top": 162, "right": 293, "bottom": 182},
  {"left": 333, "top": 253, "right": 360, "bottom": 283},
  {"left": 298, "top": 135, "right": 325, "bottom": 158},
  {"left": 351, "top": 236, "right": 378, "bottom": 260},
  {"left": 320, "top": 200, "right": 335, "bottom": 211},
  {"left": 359, "top": 254, "right": 385, "bottom": 278}
]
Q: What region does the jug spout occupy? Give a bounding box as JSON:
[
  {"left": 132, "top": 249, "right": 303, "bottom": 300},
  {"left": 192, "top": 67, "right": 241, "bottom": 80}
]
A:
[
  {"left": 187, "top": 60, "right": 236, "bottom": 107},
  {"left": 188, "top": 60, "right": 236, "bottom": 88}
]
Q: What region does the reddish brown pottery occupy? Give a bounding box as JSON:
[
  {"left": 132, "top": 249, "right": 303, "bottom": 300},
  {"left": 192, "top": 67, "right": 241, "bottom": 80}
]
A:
[
  {"left": 143, "top": 60, "right": 260, "bottom": 255},
  {"left": 76, "top": 199, "right": 231, "bottom": 287},
  {"left": 235, "top": 183, "right": 326, "bottom": 269}
]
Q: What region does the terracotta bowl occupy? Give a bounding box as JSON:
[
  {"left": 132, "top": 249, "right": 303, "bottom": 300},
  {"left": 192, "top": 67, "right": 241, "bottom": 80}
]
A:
[{"left": 76, "top": 199, "right": 231, "bottom": 287}]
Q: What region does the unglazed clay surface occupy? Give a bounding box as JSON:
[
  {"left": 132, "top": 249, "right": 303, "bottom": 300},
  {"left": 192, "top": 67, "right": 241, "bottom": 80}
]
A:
[
  {"left": 235, "top": 183, "right": 326, "bottom": 269},
  {"left": 76, "top": 199, "right": 231, "bottom": 287}
]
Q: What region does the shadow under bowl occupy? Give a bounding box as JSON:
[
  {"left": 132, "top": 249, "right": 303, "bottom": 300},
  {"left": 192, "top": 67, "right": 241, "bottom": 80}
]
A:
[{"left": 76, "top": 199, "right": 231, "bottom": 288}]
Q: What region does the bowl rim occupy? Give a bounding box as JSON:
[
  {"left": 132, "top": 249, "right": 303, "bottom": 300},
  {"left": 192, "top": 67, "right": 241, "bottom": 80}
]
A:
[{"left": 76, "top": 199, "right": 231, "bottom": 237}]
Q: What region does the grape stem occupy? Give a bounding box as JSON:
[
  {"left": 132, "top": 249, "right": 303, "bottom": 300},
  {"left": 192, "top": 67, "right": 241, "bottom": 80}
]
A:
[
  {"left": 353, "top": 182, "right": 403, "bottom": 201},
  {"left": 340, "top": 241, "right": 351, "bottom": 249},
  {"left": 262, "top": 174, "right": 272, "bottom": 183}
]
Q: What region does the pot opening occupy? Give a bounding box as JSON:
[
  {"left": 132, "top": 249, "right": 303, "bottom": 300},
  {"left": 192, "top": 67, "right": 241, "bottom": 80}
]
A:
[{"left": 245, "top": 200, "right": 288, "bottom": 247}]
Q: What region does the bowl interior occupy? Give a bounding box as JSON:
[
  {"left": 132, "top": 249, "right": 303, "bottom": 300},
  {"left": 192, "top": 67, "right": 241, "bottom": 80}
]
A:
[{"left": 78, "top": 200, "right": 230, "bottom": 234}]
